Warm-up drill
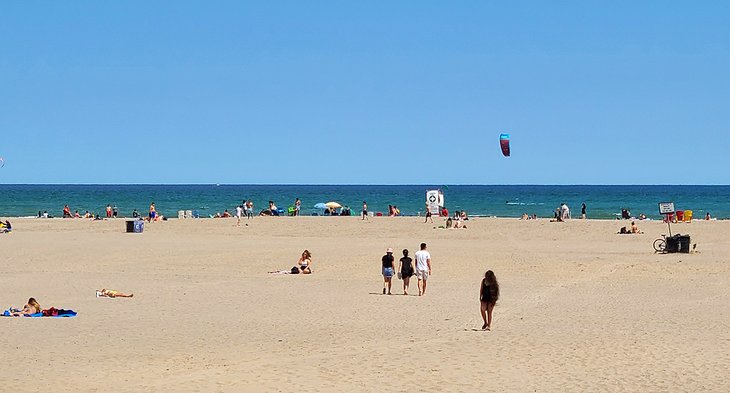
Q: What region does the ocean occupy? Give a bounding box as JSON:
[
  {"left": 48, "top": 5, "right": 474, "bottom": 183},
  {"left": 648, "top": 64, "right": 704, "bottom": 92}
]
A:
[{"left": 0, "top": 184, "right": 728, "bottom": 219}]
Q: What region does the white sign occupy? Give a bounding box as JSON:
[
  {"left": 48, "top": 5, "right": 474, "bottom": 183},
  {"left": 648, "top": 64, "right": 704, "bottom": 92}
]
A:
[
  {"left": 658, "top": 202, "right": 675, "bottom": 215},
  {"left": 426, "top": 190, "right": 441, "bottom": 215}
]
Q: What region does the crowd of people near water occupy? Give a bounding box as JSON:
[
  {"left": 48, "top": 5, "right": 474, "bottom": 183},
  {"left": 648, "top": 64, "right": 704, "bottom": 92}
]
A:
[
  {"left": 41, "top": 203, "right": 166, "bottom": 222},
  {"left": 20, "top": 197, "right": 722, "bottom": 226}
]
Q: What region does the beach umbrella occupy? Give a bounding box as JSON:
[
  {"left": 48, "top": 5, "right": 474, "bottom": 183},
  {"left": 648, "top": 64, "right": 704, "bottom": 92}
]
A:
[
  {"left": 325, "top": 202, "right": 342, "bottom": 209},
  {"left": 314, "top": 203, "right": 327, "bottom": 209}
]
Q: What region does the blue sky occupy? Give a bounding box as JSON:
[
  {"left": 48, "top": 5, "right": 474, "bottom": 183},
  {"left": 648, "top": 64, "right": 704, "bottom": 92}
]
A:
[{"left": 1, "top": 1, "right": 728, "bottom": 184}]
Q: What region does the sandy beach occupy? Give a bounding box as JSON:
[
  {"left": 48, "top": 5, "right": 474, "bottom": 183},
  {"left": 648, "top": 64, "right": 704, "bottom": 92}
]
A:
[{"left": 1, "top": 216, "right": 729, "bottom": 392}]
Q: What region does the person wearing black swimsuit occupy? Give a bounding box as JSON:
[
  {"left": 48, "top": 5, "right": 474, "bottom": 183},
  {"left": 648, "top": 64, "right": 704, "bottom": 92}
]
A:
[{"left": 480, "top": 270, "right": 500, "bottom": 330}]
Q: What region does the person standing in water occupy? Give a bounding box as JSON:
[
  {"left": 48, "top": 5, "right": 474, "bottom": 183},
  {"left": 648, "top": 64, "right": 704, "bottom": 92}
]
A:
[{"left": 479, "top": 270, "right": 500, "bottom": 330}]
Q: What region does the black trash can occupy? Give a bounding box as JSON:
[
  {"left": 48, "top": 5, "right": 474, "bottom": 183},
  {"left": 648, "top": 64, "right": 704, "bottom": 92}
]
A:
[
  {"left": 677, "top": 235, "right": 691, "bottom": 253},
  {"left": 126, "top": 220, "right": 135, "bottom": 233},
  {"left": 665, "top": 235, "right": 680, "bottom": 253}
]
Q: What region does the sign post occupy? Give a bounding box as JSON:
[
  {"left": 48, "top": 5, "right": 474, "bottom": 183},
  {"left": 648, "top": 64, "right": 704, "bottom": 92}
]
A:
[{"left": 658, "top": 202, "right": 675, "bottom": 236}]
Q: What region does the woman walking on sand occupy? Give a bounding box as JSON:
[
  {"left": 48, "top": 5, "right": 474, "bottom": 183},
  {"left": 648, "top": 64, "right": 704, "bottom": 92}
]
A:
[
  {"left": 480, "top": 270, "right": 499, "bottom": 330},
  {"left": 398, "top": 249, "right": 414, "bottom": 295},
  {"left": 381, "top": 248, "right": 395, "bottom": 294}
]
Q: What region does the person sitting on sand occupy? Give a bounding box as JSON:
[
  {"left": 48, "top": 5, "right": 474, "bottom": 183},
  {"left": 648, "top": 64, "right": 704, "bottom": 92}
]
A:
[
  {"left": 453, "top": 215, "right": 466, "bottom": 229},
  {"left": 0, "top": 220, "right": 11, "bottom": 233},
  {"left": 97, "top": 289, "right": 134, "bottom": 298},
  {"left": 631, "top": 221, "right": 642, "bottom": 234},
  {"left": 74, "top": 210, "right": 81, "bottom": 218},
  {"left": 10, "top": 297, "right": 41, "bottom": 316},
  {"left": 222, "top": 210, "right": 231, "bottom": 218},
  {"left": 705, "top": 212, "right": 711, "bottom": 220},
  {"left": 298, "top": 250, "right": 312, "bottom": 274},
  {"left": 520, "top": 213, "right": 529, "bottom": 220},
  {"left": 63, "top": 205, "right": 72, "bottom": 218},
  {"left": 269, "top": 201, "right": 279, "bottom": 216}
]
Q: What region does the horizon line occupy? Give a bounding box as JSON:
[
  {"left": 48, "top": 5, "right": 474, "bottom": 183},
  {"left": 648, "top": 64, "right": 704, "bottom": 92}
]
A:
[{"left": 1, "top": 183, "right": 729, "bottom": 187}]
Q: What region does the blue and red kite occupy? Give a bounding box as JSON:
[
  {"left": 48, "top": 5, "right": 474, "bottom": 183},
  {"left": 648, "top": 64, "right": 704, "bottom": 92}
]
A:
[{"left": 499, "top": 133, "right": 510, "bottom": 157}]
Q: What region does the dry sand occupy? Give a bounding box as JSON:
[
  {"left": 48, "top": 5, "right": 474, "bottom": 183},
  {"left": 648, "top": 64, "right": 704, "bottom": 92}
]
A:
[{"left": 1, "top": 216, "right": 729, "bottom": 392}]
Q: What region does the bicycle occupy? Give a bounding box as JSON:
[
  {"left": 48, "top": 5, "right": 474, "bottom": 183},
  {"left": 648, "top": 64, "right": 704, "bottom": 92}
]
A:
[{"left": 653, "top": 235, "right": 667, "bottom": 253}]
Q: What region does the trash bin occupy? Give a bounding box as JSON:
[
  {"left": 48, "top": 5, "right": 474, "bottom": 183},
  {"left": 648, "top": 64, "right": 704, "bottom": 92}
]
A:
[
  {"left": 665, "top": 235, "right": 680, "bottom": 253},
  {"left": 677, "top": 235, "right": 691, "bottom": 253},
  {"left": 126, "top": 220, "right": 144, "bottom": 233}
]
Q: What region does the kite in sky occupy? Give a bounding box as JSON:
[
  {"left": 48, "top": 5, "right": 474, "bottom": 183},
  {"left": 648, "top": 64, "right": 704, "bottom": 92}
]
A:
[{"left": 500, "top": 133, "right": 510, "bottom": 157}]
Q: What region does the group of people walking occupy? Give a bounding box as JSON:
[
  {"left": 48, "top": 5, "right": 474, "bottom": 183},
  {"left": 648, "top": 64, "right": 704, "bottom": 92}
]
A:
[
  {"left": 380, "top": 242, "right": 500, "bottom": 331},
  {"left": 381, "top": 243, "right": 432, "bottom": 296}
]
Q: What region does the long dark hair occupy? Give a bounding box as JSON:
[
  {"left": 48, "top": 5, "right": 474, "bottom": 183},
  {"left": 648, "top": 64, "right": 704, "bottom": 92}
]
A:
[{"left": 484, "top": 270, "right": 499, "bottom": 301}]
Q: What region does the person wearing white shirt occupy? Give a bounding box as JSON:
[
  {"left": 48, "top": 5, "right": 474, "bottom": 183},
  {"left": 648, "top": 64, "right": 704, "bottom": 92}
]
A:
[
  {"left": 414, "top": 242, "right": 432, "bottom": 296},
  {"left": 560, "top": 203, "right": 570, "bottom": 220},
  {"left": 236, "top": 205, "right": 243, "bottom": 226}
]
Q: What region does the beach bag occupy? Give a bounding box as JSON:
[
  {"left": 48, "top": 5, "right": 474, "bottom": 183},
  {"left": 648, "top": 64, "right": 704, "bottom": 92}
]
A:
[
  {"left": 42, "top": 307, "right": 58, "bottom": 317},
  {"left": 290, "top": 266, "right": 300, "bottom": 274}
]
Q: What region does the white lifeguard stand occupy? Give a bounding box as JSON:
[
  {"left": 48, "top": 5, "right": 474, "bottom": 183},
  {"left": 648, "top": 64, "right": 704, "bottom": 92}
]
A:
[{"left": 426, "top": 189, "right": 444, "bottom": 216}]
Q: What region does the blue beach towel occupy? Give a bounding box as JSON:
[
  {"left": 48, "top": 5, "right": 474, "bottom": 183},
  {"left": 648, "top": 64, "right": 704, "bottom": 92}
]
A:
[{"left": 2, "top": 309, "right": 77, "bottom": 317}]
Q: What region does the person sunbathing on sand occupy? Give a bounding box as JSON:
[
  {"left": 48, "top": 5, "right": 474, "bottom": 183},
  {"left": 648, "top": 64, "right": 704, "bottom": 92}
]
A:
[
  {"left": 97, "top": 289, "right": 134, "bottom": 298},
  {"left": 630, "top": 221, "right": 643, "bottom": 234},
  {"left": 9, "top": 297, "right": 41, "bottom": 316},
  {"left": 298, "top": 250, "right": 312, "bottom": 274},
  {"left": 453, "top": 216, "right": 466, "bottom": 229}
]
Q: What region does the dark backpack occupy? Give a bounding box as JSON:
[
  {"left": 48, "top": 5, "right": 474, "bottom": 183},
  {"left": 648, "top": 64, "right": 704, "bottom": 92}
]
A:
[{"left": 290, "top": 266, "right": 300, "bottom": 274}]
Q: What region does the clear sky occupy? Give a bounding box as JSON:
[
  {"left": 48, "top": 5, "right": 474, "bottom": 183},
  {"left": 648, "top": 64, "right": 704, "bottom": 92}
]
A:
[{"left": 1, "top": 1, "right": 728, "bottom": 184}]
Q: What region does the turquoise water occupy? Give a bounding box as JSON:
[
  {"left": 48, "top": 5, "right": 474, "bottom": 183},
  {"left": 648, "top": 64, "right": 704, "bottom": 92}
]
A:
[{"left": 0, "top": 184, "right": 728, "bottom": 219}]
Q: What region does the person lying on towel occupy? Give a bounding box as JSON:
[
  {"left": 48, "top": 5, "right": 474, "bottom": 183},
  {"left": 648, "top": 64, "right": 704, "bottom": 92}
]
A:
[{"left": 9, "top": 297, "right": 41, "bottom": 316}]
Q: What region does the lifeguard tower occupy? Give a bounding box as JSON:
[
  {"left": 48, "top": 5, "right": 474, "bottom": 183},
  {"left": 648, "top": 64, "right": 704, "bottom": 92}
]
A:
[{"left": 426, "top": 189, "right": 444, "bottom": 216}]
